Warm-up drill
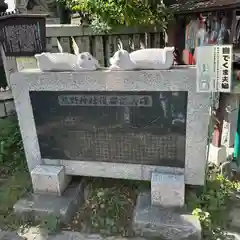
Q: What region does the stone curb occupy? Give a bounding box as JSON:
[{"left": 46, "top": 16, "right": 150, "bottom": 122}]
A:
[
  {"left": 18, "top": 227, "right": 147, "bottom": 240},
  {"left": 0, "top": 230, "right": 24, "bottom": 240}
]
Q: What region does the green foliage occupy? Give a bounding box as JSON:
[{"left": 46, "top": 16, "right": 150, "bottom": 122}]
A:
[
  {"left": 86, "top": 186, "right": 132, "bottom": 235},
  {"left": 187, "top": 174, "right": 240, "bottom": 240},
  {"left": 0, "top": 116, "right": 26, "bottom": 171},
  {"left": 0, "top": 116, "right": 30, "bottom": 230},
  {"left": 39, "top": 215, "right": 61, "bottom": 234},
  {"left": 66, "top": 0, "right": 173, "bottom": 33},
  {"left": 56, "top": 0, "right": 68, "bottom": 7}
]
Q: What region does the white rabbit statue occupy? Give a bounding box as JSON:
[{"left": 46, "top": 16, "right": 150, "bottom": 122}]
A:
[{"left": 35, "top": 52, "right": 100, "bottom": 72}]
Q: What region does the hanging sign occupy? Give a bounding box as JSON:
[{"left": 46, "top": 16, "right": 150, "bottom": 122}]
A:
[{"left": 196, "top": 45, "right": 232, "bottom": 92}]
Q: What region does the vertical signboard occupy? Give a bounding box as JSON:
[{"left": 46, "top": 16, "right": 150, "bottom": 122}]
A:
[
  {"left": 196, "top": 45, "right": 215, "bottom": 92},
  {"left": 196, "top": 45, "right": 232, "bottom": 92},
  {"left": 218, "top": 45, "right": 232, "bottom": 92}
]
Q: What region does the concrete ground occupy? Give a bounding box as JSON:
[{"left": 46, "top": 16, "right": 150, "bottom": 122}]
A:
[
  {"left": 18, "top": 227, "right": 146, "bottom": 240},
  {"left": 1, "top": 227, "right": 240, "bottom": 240}
]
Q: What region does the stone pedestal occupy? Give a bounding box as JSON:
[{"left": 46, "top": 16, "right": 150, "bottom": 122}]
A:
[
  {"left": 31, "top": 165, "right": 71, "bottom": 196},
  {"left": 151, "top": 171, "right": 185, "bottom": 207},
  {"left": 208, "top": 143, "right": 227, "bottom": 165},
  {"left": 14, "top": 181, "right": 84, "bottom": 224},
  {"left": 132, "top": 191, "right": 201, "bottom": 240}
]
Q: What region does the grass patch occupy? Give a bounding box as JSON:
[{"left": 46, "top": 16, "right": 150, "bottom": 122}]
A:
[
  {"left": 64, "top": 177, "right": 150, "bottom": 237},
  {"left": 0, "top": 116, "right": 31, "bottom": 230}
]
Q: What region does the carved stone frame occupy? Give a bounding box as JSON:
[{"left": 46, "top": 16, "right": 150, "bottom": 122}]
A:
[{"left": 10, "top": 67, "right": 210, "bottom": 185}]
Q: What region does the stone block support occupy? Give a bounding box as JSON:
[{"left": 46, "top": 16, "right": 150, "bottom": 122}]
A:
[
  {"left": 151, "top": 171, "right": 185, "bottom": 207},
  {"left": 31, "top": 165, "right": 71, "bottom": 196}
]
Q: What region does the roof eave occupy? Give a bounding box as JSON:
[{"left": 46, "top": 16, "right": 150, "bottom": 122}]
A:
[{"left": 172, "top": 3, "right": 240, "bottom": 15}]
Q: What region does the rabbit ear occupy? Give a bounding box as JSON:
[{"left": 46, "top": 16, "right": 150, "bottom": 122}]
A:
[
  {"left": 35, "top": 53, "right": 44, "bottom": 58},
  {"left": 118, "top": 41, "right": 123, "bottom": 50}
]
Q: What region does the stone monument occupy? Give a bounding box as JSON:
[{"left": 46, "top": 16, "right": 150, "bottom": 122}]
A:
[{"left": 11, "top": 66, "right": 209, "bottom": 239}]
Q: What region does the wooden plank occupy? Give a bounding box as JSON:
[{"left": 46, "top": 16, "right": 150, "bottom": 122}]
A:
[
  {"left": 46, "top": 37, "right": 53, "bottom": 52},
  {"left": 145, "top": 33, "right": 151, "bottom": 48},
  {"left": 120, "top": 35, "right": 130, "bottom": 51},
  {"left": 46, "top": 24, "right": 163, "bottom": 37},
  {"left": 153, "top": 33, "right": 161, "bottom": 48},
  {"left": 160, "top": 32, "right": 165, "bottom": 48},
  {"left": 70, "top": 36, "right": 91, "bottom": 54},
  {"left": 51, "top": 47, "right": 59, "bottom": 53},
  {"left": 140, "top": 33, "right": 146, "bottom": 49},
  {"left": 92, "top": 36, "right": 105, "bottom": 67},
  {"left": 132, "top": 34, "right": 140, "bottom": 51},
  {"left": 82, "top": 36, "right": 91, "bottom": 52},
  {"left": 57, "top": 37, "right": 71, "bottom": 53},
  {"left": 105, "top": 36, "right": 115, "bottom": 67},
  {"left": 112, "top": 36, "right": 119, "bottom": 53},
  {"left": 164, "top": 30, "right": 168, "bottom": 46}
]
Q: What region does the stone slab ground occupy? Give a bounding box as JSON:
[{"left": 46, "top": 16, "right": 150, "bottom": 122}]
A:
[
  {"left": 19, "top": 228, "right": 147, "bottom": 240},
  {"left": 132, "top": 191, "right": 201, "bottom": 240},
  {"left": 14, "top": 181, "right": 84, "bottom": 224}
]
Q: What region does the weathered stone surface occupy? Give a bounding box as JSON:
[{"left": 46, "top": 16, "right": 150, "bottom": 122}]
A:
[
  {"left": 151, "top": 171, "right": 185, "bottom": 207},
  {"left": 20, "top": 228, "right": 147, "bottom": 240},
  {"left": 132, "top": 191, "right": 201, "bottom": 240},
  {"left": 48, "top": 232, "right": 146, "bottom": 240},
  {"left": 14, "top": 181, "right": 84, "bottom": 224},
  {"left": 0, "top": 231, "right": 24, "bottom": 240},
  {"left": 11, "top": 68, "right": 210, "bottom": 185},
  {"left": 4, "top": 100, "right": 15, "bottom": 115},
  {"left": 0, "top": 102, "right": 5, "bottom": 118},
  {"left": 224, "top": 231, "right": 240, "bottom": 240},
  {"left": 31, "top": 165, "right": 71, "bottom": 196}
]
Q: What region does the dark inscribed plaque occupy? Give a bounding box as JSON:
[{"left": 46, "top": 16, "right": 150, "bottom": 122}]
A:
[
  {"left": 30, "top": 91, "right": 188, "bottom": 168},
  {"left": 0, "top": 14, "right": 46, "bottom": 57}
]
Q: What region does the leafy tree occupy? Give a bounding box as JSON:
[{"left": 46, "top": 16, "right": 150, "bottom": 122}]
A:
[{"left": 60, "top": 0, "right": 173, "bottom": 33}]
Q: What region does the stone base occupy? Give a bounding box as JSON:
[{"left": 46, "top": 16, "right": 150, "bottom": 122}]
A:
[
  {"left": 208, "top": 143, "right": 227, "bottom": 166},
  {"left": 224, "top": 231, "right": 240, "bottom": 240},
  {"left": 14, "top": 181, "right": 84, "bottom": 224},
  {"left": 151, "top": 171, "right": 185, "bottom": 207},
  {"left": 0, "top": 91, "right": 15, "bottom": 119},
  {"left": 31, "top": 165, "right": 71, "bottom": 196},
  {"left": 0, "top": 231, "right": 24, "bottom": 240},
  {"left": 132, "top": 191, "right": 201, "bottom": 240}
]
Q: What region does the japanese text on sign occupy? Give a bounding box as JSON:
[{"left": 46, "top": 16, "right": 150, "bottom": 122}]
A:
[
  {"left": 196, "top": 45, "right": 232, "bottom": 92},
  {"left": 218, "top": 45, "right": 232, "bottom": 92},
  {"left": 58, "top": 95, "right": 153, "bottom": 107}
]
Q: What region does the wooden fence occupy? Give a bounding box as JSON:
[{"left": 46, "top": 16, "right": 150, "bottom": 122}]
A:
[
  {"left": 0, "top": 24, "right": 167, "bottom": 89},
  {"left": 46, "top": 24, "right": 167, "bottom": 67}
]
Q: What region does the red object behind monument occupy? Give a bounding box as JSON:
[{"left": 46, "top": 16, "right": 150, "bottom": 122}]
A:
[{"left": 182, "top": 49, "right": 195, "bottom": 65}]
